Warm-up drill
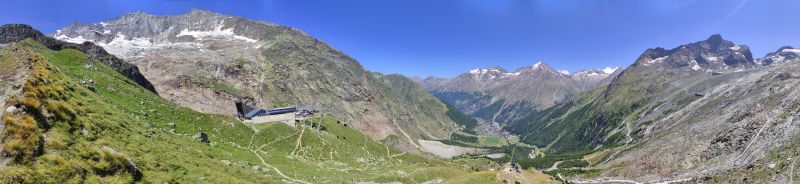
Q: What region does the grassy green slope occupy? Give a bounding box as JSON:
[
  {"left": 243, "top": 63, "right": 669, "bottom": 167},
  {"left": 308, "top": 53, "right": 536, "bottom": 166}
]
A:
[
  {"left": 0, "top": 40, "right": 498, "bottom": 183},
  {"left": 377, "top": 74, "right": 457, "bottom": 139}
]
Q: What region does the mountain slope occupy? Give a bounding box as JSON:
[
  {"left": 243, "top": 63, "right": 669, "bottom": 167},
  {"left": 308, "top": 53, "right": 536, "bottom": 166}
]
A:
[
  {"left": 420, "top": 62, "right": 619, "bottom": 124},
  {"left": 502, "top": 35, "right": 800, "bottom": 182},
  {"left": 51, "top": 10, "right": 456, "bottom": 148},
  {"left": 0, "top": 39, "right": 553, "bottom": 183},
  {"left": 0, "top": 24, "right": 156, "bottom": 94}
]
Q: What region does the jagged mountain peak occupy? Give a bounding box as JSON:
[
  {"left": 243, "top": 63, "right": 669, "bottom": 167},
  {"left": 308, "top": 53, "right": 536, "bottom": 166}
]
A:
[
  {"left": 464, "top": 62, "right": 570, "bottom": 80},
  {"left": 704, "top": 34, "right": 725, "bottom": 47},
  {"left": 532, "top": 61, "right": 547, "bottom": 68},
  {"left": 460, "top": 61, "right": 620, "bottom": 81},
  {"left": 0, "top": 24, "right": 46, "bottom": 42},
  {"left": 760, "top": 45, "right": 800, "bottom": 66},
  {"left": 633, "top": 34, "right": 755, "bottom": 70},
  {"left": 488, "top": 66, "right": 507, "bottom": 72},
  {"left": 778, "top": 46, "right": 796, "bottom": 51}
]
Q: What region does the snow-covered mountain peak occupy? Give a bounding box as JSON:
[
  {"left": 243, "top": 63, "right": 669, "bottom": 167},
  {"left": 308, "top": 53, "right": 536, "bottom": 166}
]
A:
[{"left": 602, "top": 67, "right": 620, "bottom": 74}]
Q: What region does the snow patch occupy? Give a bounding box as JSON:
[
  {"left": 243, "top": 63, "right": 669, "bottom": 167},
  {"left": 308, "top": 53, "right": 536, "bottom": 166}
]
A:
[
  {"left": 690, "top": 60, "right": 701, "bottom": 70},
  {"left": 503, "top": 71, "right": 521, "bottom": 77},
  {"left": 644, "top": 56, "right": 668, "bottom": 65},
  {"left": 730, "top": 45, "right": 741, "bottom": 51},
  {"left": 782, "top": 48, "right": 800, "bottom": 54},
  {"left": 532, "top": 62, "right": 545, "bottom": 69},
  {"left": 469, "top": 68, "right": 487, "bottom": 75},
  {"left": 706, "top": 56, "right": 720, "bottom": 62},
  {"left": 558, "top": 70, "right": 570, "bottom": 75},
  {"left": 54, "top": 32, "right": 203, "bottom": 60},
  {"left": 55, "top": 35, "right": 89, "bottom": 44},
  {"left": 601, "top": 67, "right": 619, "bottom": 74},
  {"left": 176, "top": 24, "right": 257, "bottom": 43}
]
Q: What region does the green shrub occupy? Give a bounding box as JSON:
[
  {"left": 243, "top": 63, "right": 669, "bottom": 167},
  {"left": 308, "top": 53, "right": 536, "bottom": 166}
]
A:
[
  {"left": 450, "top": 133, "right": 478, "bottom": 143},
  {"left": 558, "top": 159, "right": 590, "bottom": 168}
]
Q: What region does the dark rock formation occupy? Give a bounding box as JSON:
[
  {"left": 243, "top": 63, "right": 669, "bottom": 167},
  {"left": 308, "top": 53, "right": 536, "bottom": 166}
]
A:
[{"left": 194, "top": 132, "right": 209, "bottom": 144}]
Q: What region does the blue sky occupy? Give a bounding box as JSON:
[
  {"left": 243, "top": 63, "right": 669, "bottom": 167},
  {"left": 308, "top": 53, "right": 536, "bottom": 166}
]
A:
[{"left": 1, "top": 0, "right": 798, "bottom": 77}]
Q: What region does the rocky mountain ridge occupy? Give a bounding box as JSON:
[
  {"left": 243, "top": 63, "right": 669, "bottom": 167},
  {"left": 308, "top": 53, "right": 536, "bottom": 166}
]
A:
[
  {"left": 52, "top": 9, "right": 457, "bottom": 150},
  {"left": 758, "top": 46, "right": 800, "bottom": 66}
]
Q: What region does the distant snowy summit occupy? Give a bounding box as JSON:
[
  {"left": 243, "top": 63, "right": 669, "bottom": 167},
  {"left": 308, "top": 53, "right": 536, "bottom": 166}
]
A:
[
  {"left": 418, "top": 61, "right": 621, "bottom": 124},
  {"left": 464, "top": 61, "right": 620, "bottom": 82}
]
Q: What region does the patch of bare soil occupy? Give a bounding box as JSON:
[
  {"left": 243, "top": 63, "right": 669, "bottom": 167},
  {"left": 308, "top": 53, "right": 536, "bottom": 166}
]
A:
[{"left": 417, "top": 139, "right": 485, "bottom": 158}]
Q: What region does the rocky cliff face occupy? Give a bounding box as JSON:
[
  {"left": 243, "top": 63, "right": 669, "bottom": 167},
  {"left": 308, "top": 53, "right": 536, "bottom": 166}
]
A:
[
  {"left": 420, "top": 62, "right": 619, "bottom": 124},
  {"left": 0, "top": 24, "right": 157, "bottom": 94},
  {"left": 52, "top": 10, "right": 456, "bottom": 148}
]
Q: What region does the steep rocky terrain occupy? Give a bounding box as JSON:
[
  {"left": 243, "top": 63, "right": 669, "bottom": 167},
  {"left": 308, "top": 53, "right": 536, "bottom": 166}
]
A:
[
  {"left": 420, "top": 62, "right": 619, "bottom": 125},
  {"left": 51, "top": 10, "right": 457, "bottom": 147}
]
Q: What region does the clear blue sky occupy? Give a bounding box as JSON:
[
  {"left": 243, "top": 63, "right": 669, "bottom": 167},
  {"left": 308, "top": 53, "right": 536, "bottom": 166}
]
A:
[{"left": 1, "top": 0, "right": 798, "bottom": 77}]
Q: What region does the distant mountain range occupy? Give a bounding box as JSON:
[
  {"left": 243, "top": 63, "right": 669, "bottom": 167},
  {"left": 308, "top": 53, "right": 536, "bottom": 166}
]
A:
[{"left": 418, "top": 61, "right": 620, "bottom": 125}]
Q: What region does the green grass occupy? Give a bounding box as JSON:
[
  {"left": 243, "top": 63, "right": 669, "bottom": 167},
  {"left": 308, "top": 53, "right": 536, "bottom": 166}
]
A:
[
  {"left": 0, "top": 40, "right": 499, "bottom": 183},
  {"left": 480, "top": 136, "right": 503, "bottom": 147}
]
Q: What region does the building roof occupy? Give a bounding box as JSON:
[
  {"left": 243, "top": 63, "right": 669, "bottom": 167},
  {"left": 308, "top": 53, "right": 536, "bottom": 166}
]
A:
[
  {"left": 243, "top": 107, "right": 298, "bottom": 118},
  {"left": 244, "top": 108, "right": 265, "bottom": 118}
]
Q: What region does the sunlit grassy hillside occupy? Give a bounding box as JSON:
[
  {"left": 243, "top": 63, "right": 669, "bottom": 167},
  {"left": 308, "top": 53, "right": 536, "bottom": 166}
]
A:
[{"left": 0, "top": 40, "right": 557, "bottom": 183}]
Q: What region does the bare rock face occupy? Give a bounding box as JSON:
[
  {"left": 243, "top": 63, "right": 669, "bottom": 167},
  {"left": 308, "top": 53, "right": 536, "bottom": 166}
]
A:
[
  {"left": 52, "top": 10, "right": 456, "bottom": 148},
  {"left": 419, "top": 62, "right": 619, "bottom": 124}
]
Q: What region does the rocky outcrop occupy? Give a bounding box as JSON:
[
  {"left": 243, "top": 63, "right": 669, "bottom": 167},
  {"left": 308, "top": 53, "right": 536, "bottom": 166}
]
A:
[
  {"left": 0, "top": 24, "right": 157, "bottom": 94},
  {"left": 194, "top": 132, "right": 209, "bottom": 144}
]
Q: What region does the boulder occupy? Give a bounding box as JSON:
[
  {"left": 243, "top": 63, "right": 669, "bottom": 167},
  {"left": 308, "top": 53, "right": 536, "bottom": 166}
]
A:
[
  {"left": 194, "top": 132, "right": 209, "bottom": 144},
  {"left": 251, "top": 166, "right": 262, "bottom": 172},
  {"left": 5, "top": 106, "right": 18, "bottom": 113}
]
